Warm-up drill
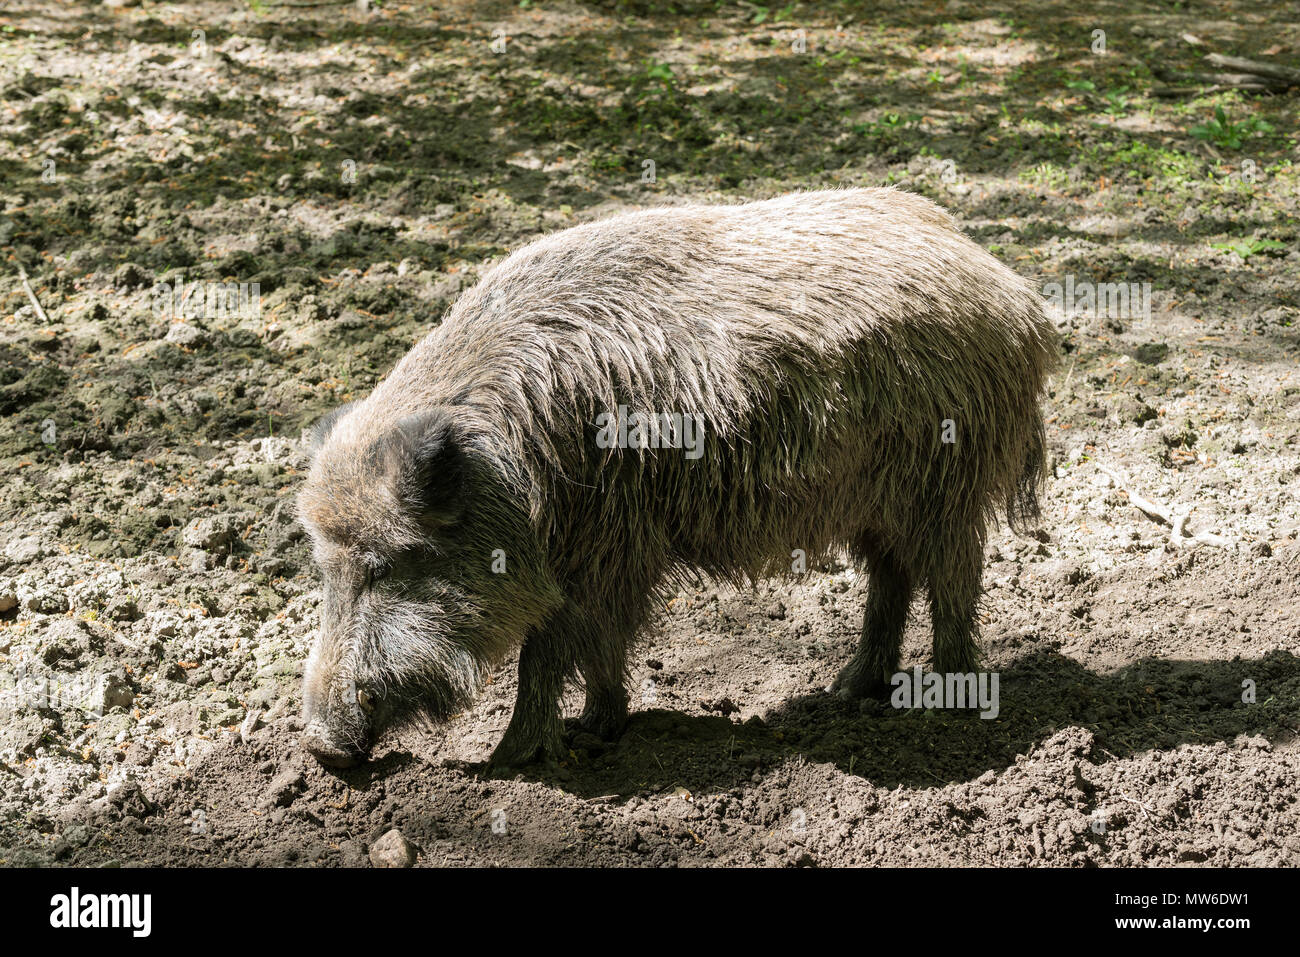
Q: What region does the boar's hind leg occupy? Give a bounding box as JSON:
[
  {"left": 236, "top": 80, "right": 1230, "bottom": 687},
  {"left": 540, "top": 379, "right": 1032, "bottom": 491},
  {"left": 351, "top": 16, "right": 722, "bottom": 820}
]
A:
[
  {"left": 489, "top": 611, "right": 587, "bottom": 771},
  {"left": 576, "top": 638, "right": 630, "bottom": 741},
  {"left": 832, "top": 543, "right": 912, "bottom": 700},
  {"left": 927, "top": 525, "right": 984, "bottom": 676}
]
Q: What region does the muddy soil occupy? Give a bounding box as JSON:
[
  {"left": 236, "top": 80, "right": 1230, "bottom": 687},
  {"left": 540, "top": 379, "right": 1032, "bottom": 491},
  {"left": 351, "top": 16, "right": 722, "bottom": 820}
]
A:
[{"left": 1, "top": 0, "right": 1298, "bottom": 867}]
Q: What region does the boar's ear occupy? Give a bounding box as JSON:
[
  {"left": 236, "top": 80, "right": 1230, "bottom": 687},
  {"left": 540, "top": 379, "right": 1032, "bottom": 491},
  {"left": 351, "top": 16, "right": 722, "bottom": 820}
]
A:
[
  {"left": 385, "top": 408, "right": 468, "bottom": 526},
  {"left": 307, "top": 401, "right": 360, "bottom": 460}
]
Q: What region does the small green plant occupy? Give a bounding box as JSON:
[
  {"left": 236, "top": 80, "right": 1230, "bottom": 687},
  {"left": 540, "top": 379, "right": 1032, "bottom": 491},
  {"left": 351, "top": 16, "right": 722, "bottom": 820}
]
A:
[
  {"left": 1064, "top": 79, "right": 1130, "bottom": 116},
  {"left": 1211, "top": 238, "right": 1287, "bottom": 260},
  {"left": 877, "top": 111, "right": 914, "bottom": 128},
  {"left": 850, "top": 112, "right": 922, "bottom": 158},
  {"left": 955, "top": 53, "right": 971, "bottom": 86},
  {"left": 1102, "top": 86, "right": 1130, "bottom": 116},
  {"left": 1191, "top": 106, "right": 1273, "bottom": 150},
  {"left": 643, "top": 60, "right": 675, "bottom": 85}
]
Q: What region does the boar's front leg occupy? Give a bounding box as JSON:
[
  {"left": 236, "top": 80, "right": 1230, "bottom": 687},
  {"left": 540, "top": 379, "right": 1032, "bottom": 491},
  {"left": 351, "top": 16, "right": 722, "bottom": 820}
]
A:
[{"left": 488, "top": 605, "right": 587, "bottom": 772}]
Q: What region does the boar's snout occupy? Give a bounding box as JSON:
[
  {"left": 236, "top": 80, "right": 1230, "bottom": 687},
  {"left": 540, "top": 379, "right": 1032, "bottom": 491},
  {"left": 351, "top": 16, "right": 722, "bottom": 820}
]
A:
[
  {"left": 300, "top": 719, "right": 365, "bottom": 768},
  {"left": 301, "top": 653, "right": 373, "bottom": 767}
]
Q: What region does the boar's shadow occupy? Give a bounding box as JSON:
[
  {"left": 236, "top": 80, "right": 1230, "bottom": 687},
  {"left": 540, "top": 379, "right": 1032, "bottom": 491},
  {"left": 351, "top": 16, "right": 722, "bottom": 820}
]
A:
[{"left": 449, "top": 648, "right": 1298, "bottom": 799}]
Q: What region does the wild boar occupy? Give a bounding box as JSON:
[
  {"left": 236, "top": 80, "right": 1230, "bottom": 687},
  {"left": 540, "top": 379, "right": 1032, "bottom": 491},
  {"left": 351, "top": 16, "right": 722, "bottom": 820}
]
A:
[{"left": 296, "top": 187, "right": 1057, "bottom": 770}]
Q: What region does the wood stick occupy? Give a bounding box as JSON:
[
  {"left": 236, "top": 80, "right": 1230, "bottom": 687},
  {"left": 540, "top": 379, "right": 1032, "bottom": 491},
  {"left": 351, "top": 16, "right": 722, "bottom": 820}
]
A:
[
  {"left": 1150, "top": 65, "right": 1280, "bottom": 92},
  {"left": 1095, "top": 463, "right": 1231, "bottom": 549},
  {"left": 17, "top": 266, "right": 50, "bottom": 324},
  {"left": 1205, "top": 53, "right": 1300, "bottom": 85}
]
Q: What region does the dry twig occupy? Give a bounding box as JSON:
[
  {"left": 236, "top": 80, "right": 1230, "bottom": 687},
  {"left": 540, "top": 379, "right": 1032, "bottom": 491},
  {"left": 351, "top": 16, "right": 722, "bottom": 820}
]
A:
[
  {"left": 1095, "top": 463, "right": 1231, "bottom": 549},
  {"left": 17, "top": 266, "right": 50, "bottom": 324}
]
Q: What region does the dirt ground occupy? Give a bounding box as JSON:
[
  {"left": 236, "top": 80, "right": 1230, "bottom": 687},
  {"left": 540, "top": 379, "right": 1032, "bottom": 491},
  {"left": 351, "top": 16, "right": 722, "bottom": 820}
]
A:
[{"left": 1, "top": 0, "right": 1298, "bottom": 867}]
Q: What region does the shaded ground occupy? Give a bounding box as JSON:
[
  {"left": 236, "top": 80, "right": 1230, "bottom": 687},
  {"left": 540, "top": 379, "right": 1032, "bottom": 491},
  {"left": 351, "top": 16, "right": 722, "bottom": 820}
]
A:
[{"left": 0, "top": 0, "right": 1298, "bottom": 866}]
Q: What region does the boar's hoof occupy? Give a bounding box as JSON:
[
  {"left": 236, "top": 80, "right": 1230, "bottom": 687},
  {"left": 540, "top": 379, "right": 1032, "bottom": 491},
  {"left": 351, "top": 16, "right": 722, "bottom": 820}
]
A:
[
  {"left": 571, "top": 708, "right": 628, "bottom": 743},
  {"left": 301, "top": 723, "right": 362, "bottom": 768},
  {"left": 485, "top": 747, "right": 557, "bottom": 778},
  {"left": 829, "top": 665, "right": 893, "bottom": 703},
  {"left": 486, "top": 728, "right": 564, "bottom": 776},
  {"left": 484, "top": 753, "right": 557, "bottom": 779}
]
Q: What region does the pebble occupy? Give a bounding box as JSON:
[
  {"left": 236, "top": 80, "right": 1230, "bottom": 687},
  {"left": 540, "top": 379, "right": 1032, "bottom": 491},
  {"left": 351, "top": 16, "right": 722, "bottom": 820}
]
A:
[
  {"left": 164, "top": 322, "right": 209, "bottom": 348},
  {"left": 369, "top": 829, "right": 417, "bottom": 868},
  {"left": 4, "top": 535, "right": 44, "bottom": 564},
  {"left": 261, "top": 768, "right": 305, "bottom": 808}
]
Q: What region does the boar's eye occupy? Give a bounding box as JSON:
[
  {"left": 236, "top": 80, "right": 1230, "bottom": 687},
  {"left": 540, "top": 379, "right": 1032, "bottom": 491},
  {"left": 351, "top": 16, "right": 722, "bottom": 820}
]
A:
[{"left": 364, "top": 561, "right": 391, "bottom": 589}]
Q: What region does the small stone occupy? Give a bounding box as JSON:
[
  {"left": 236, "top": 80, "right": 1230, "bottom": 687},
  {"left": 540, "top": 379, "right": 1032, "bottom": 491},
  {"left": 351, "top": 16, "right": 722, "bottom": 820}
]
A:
[
  {"left": 1, "top": 713, "right": 47, "bottom": 756},
  {"left": 247, "top": 682, "right": 279, "bottom": 710},
  {"left": 340, "top": 839, "right": 368, "bottom": 867},
  {"left": 704, "top": 696, "right": 740, "bottom": 716},
  {"left": 148, "top": 613, "right": 179, "bottom": 639},
  {"left": 4, "top": 535, "right": 44, "bottom": 564},
  {"left": 261, "top": 768, "right": 305, "bottom": 808},
  {"left": 165, "top": 322, "right": 209, "bottom": 348},
  {"left": 369, "top": 829, "right": 416, "bottom": 868},
  {"left": 1132, "top": 342, "right": 1169, "bottom": 365},
  {"left": 106, "top": 781, "right": 153, "bottom": 818},
  {"left": 103, "top": 593, "right": 139, "bottom": 622},
  {"left": 182, "top": 513, "right": 243, "bottom": 550},
  {"left": 96, "top": 672, "right": 136, "bottom": 714},
  {"left": 41, "top": 619, "right": 89, "bottom": 665},
  {"left": 239, "top": 709, "right": 263, "bottom": 742},
  {"left": 113, "top": 261, "right": 148, "bottom": 290},
  {"left": 30, "top": 331, "right": 59, "bottom": 353}
]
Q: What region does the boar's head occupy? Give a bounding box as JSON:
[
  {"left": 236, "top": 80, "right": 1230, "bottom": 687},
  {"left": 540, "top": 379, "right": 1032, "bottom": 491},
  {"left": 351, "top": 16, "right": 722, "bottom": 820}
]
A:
[{"left": 295, "top": 403, "right": 558, "bottom": 767}]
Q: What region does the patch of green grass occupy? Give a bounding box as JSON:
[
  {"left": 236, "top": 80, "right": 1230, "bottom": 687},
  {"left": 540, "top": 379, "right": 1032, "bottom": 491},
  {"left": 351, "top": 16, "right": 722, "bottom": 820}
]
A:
[
  {"left": 1211, "top": 238, "right": 1287, "bottom": 260},
  {"left": 1020, "top": 161, "right": 1072, "bottom": 190},
  {"left": 853, "top": 111, "right": 919, "bottom": 134},
  {"left": 746, "top": 3, "right": 797, "bottom": 25},
  {"left": 1063, "top": 78, "right": 1134, "bottom": 117},
  {"left": 1086, "top": 140, "right": 1204, "bottom": 186},
  {"left": 849, "top": 111, "right": 923, "bottom": 159}
]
